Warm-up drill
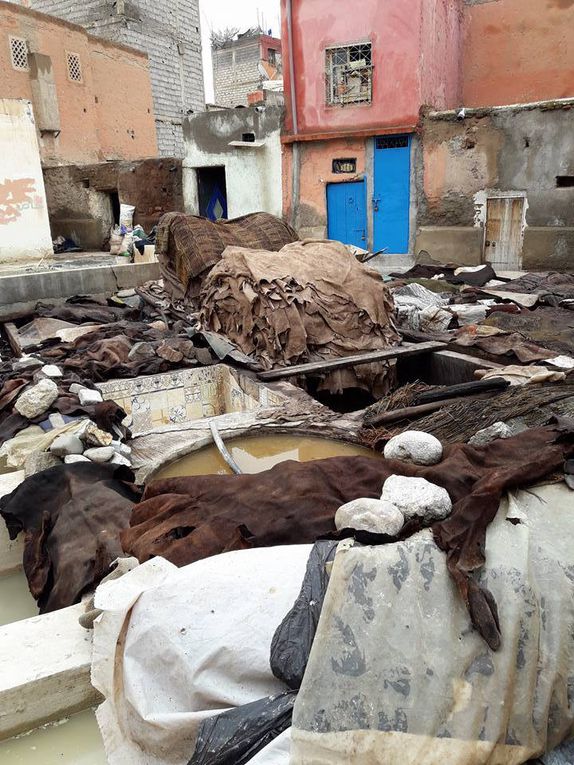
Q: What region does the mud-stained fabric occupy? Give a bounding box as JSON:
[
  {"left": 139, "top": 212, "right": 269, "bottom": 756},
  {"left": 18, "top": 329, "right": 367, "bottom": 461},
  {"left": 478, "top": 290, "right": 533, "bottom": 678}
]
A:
[
  {"left": 200, "top": 240, "right": 399, "bottom": 395},
  {"left": 0, "top": 463, "right": 142, "bottom": 612},
  {"left": 454, "top": 325, "right": 555, "bottom": 363},
  {"left": 121, "top": 423, "right": 574, "bottom": 649},
  {"left": 155, "top": 212, "right": 299, "bottom": 304},
  {"left": 482, "top": 307, "right": 574, "bottom": 356}
]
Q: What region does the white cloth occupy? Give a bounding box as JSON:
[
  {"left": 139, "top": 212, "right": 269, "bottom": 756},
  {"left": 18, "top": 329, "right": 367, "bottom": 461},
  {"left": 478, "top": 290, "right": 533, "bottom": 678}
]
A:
[{"left": 92, "top": 545, "right": 313, "bottom": 765}]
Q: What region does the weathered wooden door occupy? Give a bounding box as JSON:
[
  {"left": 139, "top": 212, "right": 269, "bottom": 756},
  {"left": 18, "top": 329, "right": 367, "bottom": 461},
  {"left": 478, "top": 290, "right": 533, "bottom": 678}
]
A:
[{"left": 484, "top": 197, "right": 525, "bottom": 270}]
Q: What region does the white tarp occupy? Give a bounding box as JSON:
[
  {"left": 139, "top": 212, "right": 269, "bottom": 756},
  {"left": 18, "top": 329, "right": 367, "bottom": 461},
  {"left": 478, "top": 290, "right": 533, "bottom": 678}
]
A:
[
  {"left": 92, "top": 545, "right": 312, "bottom": 765},
  {"left": 290, "top": 482, "right": 574, "bottom": 764}
]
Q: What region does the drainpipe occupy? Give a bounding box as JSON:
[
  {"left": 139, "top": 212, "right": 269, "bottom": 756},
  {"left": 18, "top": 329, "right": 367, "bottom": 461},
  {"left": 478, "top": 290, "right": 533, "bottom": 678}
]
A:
[{"left": 286, "top": 0, "right": 300, "bottom": 230}]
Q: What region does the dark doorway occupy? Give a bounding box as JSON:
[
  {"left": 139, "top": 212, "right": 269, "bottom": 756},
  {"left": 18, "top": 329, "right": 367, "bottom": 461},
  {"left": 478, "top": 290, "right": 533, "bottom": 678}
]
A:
[
  {"left": 109, "top": 190, "right": 120, "bottom": 225},
  {"left": 197, "top": 166, "right": 228, "bottom": 221}
]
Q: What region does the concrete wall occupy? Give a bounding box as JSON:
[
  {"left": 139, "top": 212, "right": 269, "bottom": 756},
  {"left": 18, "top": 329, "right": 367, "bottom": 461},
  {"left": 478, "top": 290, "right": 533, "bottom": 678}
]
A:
[
  {"left": 0, "top": 1, "right": 158, "bottom": 165},
  {"left": 462, "top": 0, "right": 574, "bottom": 108},
  {"left": 281, "top": 0, "right": 461, "bottom": 139},
  {"left": 213, "top": 33, "right": 281, "bottom": 109},
  {"left": 0, "top": 98, "right": 52, "bottom": 262},
  {"left": 28, "top": 0, "right": 205, "bottom": 157},
  {"left": 183, "top": 106, "right": 283, "bottom": 219},
  {"left": 416, "top": 102, "right": 574, "bottom": 270},
  {"left": 44, "top": 158, "right": 183, "bottom": 250}
]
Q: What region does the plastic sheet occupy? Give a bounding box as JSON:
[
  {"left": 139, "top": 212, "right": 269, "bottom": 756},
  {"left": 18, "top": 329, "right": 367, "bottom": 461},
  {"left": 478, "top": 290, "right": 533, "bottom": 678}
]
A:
[{"left": 291, "top": 483, "right": 574, "bottom": 765}]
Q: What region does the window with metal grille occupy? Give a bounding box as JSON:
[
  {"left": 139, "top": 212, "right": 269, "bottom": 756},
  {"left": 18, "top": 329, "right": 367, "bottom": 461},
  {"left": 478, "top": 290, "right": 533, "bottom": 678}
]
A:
[
  {"left": 66, "top": 52, "right": 82, "bottom": 83},
  {"left": 332, "top": 158, "right": 357, "bottom": 174},
  {"left": 10, "top": 37, "right": 29, "bottom": 71},
  {"left": 376, "top": 135, "right": 410, "bottom": 150},
  {"left": 326, "top": 43, "right": 372, "bottom": 106}
]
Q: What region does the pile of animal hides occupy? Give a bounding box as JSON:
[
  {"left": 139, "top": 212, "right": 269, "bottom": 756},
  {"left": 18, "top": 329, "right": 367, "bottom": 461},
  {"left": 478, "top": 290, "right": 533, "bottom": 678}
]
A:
[
  {"left": 200, "top": 239, "right": 400, "bottom": 396},
  {"left": 155, "top": 211, "right": 299, "bottom": 304}
]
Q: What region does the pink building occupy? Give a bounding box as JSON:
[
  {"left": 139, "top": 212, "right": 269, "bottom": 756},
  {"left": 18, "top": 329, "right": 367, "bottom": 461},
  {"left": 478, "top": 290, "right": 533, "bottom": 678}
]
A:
[{"left": 281, "top": 0, "right": 574, "bottom": 268}]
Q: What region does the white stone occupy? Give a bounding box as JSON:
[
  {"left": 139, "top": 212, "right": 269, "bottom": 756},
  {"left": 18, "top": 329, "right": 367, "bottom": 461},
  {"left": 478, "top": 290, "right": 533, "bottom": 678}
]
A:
[
  {"left": 14, "top": 379, "right": 59, "bottom": 419},
  {"left": 40, "top": 364, "right": 63, "bottom": 378},
  {"left": 64, "top": 454, "right": 90, "bottom": 464},
  {"left": 116, "top": 288, "right": 136, "bottom": 298},
  {"left": 384, "top": 431, "right": 443, "bottom": 466},
  {"left": 469, "top": 422, "right": 513, "bottom": 447},
  {"left": 69, "top": 383, "right": 84, "bottom": 395},
  {"left": 335, "top": 498, "right": 405, "bottom": 536},
  {"left": 83, "top": 446, "right": 115, "bottom": 463},
  {"left": 13, "top": 355, "right": 42, "bottom": 371},
  {"left": 110, "top": 453, "right": 131, "bottom": 467},
  {"left": 50, "top": 433, "right": 85, "bottom": 456},
  {"left": 111, "top": 440, "right": 132, "bottom": 456},
  {"left": 78, "top": 388, "right": 104, "bottom": 406},
  {"left": 381, "top": 475, "right": 452, "bottom": 523}
]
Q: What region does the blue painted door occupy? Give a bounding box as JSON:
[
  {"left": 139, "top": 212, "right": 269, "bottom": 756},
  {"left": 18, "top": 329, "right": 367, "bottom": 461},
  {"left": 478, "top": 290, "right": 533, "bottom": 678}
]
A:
[
  {"left": 327, "top": 180, "right": 367, "bottom": 248},
  {"left": 373, "top": 134, "right": 411, "bottom": 253}
]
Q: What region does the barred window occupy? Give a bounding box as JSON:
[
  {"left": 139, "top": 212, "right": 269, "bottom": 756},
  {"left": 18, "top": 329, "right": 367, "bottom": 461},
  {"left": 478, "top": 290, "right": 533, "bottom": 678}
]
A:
[
  {"left": 66, "top": 52, "right": 82, "bottom": 83},
  {"left": 10, "top": 37, "right": 29, "bottom": 71},
  {"left": 326, "top": 43, "right": 372, "bottom": 106}
]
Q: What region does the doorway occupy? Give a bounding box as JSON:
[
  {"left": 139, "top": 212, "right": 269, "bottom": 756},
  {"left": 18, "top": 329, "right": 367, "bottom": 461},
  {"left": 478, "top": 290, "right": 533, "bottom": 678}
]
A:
[
  {"left": 197, "top": 167, "right": 228, "bottom": 221},
  {"left": 484, "top": 196, "right": 525, "bottom": 269},
  {"left": 326, "top": 180, "right": 367, "bottom": 248},
  {"left": 373, "top": 134, "right": 411, "bottom": 254}
]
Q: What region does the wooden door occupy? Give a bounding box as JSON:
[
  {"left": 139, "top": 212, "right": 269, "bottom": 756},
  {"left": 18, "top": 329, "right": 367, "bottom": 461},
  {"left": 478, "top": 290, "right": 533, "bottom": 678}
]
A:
[{"left": 484, "top": 197, "right": 525, "bottom": 270}]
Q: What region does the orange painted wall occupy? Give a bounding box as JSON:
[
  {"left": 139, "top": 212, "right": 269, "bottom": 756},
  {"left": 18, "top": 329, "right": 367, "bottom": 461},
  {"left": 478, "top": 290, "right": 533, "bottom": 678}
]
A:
[
  {"left": 462, "top": 0, "right": 574, "bottom": 107},
  {"left": 0, "top": 1, "right": 157, "bottom": 165}
]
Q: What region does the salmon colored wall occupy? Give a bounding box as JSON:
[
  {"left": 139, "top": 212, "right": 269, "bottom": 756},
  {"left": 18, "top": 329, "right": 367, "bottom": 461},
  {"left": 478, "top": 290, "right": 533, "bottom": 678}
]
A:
[
  {"left": 0, "top": 2, "right": 157, "bottom": 165},
  {"left": 462, "top": 0, "right": 574, "bottom": 107},
  {"left": 281, "top": 0, "right": 462, "bottom": 138}
]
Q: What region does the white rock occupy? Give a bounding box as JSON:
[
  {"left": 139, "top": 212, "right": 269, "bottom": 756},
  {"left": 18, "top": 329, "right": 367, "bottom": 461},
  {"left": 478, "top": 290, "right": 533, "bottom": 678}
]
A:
[
  {"left": 469, "top": 422, "right": 513, "bottom": 447},
  {"left": 50, "top": 433, "right": 85, "bottom": 456},
  {"left": 69, "top": 383, "right": 84, "bottom": 395},
  {"left": 83, "top": 446, "right": 115, "bottom": 463},
  {"left": 111, "top": 440, "right": 132, "bottom": 456},
  {"left": 384, "top": 431, "right": 443, "bottom": 466},
  {"left": 14, "top": 379, "right": 59, "bottom": 419},
  {"left": 40, "top": 365, "right": 63, "bottom": 378},
  {"left": 64, "top": 454, "right": 90, "bottom": 464},
  {"left": 110, "top": 453, "right": 131, "bottom": 467},
  {"left": 78, "top": 388, "right": 103, "bottom": 406},
  {"left": 381, "top": 475, "right": 452, "bottom": 523},
  {"left": 81, "top": 421, "right": 113, "bottom": 447},
  {"left": 335, "top": 498, "right": 405, "bottom": 536},
  {"left": 116, "top": 288, "right": 136, "bottom": 298},
  {"left": 13, "top": 355, "right": 42, "bottom": 371}
]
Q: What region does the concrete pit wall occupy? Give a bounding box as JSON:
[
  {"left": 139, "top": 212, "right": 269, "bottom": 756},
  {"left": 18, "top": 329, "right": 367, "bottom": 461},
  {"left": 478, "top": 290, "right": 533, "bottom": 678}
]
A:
[
  {"left": 43, "top": 158, "right": 183, "bottom": 250},
  {"left": 183, "top": 106, "right": 283, "bottom": 219},
  {"left": 416, "top": 102, "right": 574, "bottom": 270}
]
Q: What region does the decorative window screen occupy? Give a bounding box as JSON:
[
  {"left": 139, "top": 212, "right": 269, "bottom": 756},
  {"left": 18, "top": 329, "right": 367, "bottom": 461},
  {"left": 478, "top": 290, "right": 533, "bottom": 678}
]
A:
[
  {"left": 10, "top": 37, "right": 29, "bottom": 71},
  {"left": 376, "top": 135, "right": 410, "bottom": 150},
  {"left": 326, "top": 43, "right": 372, "bottom": 106},
  {"left": 67, "top": 52, "right": 82, "bottom": 82},
  {"left": 333, "top": 158, "right": 357, "bottom": 174}
]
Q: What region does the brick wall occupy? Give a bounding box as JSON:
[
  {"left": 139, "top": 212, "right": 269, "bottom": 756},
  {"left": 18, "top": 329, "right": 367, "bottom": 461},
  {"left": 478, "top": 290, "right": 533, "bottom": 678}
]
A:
[
  {"left": 213, "top": 37, "right": 262, "bottom": 108},
  {"left": 28, "top": 0, "right": 205, "bottom": 156}
]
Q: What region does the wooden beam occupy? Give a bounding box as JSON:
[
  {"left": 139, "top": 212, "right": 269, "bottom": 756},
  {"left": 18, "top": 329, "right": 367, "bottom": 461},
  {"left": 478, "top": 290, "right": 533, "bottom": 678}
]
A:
[
  {"left": 3, "top": 322, "right": 23, "bottom": 357},
  {"left": 257, "top": 342, "right": 446, "bottom": 381}
]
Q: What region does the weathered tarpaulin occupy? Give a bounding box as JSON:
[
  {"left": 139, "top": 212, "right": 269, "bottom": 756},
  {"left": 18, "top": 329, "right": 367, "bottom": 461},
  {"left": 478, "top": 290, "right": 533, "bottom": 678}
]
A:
[
  {"left": 155, "top": 212, "right": 299, "bottom": 303},
  {"left": 121, "top": 422, "right": 574, "bottom": 649},
  {"left": 200, "top": 240, "right": 400, "bottom": 394}
]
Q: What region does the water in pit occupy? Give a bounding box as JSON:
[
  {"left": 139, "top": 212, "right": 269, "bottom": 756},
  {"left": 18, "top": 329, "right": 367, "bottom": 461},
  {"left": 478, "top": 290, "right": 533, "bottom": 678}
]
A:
[
  {"left": 0, "top": 710, "right": 105, "bottom": 764},
  {"left": 0, "top": 571, "right": 37, "bottom": 627},
  {"left": 155, "top": 433, "right": 381, "bottom": 479}
]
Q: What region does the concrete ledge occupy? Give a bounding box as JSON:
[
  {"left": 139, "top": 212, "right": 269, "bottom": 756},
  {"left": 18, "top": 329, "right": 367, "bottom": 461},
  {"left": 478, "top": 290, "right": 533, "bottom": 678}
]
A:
[
  {"left": 0, "top": 604, "right": 99, "bottom": 740},
  {"left": 0, "top": 262, "right": 160, "bottom": 318},
  {"left": 415, "top": 226, "right": 483, "bottom": 266},
  {"left": 522, "top": 227, "right": 574, "bottom": 271}
]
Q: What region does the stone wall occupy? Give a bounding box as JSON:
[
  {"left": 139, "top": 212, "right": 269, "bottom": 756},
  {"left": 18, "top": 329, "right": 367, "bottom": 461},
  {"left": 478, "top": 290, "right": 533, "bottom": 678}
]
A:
[
  {"left": 213, "top": 36, "right": 262, "bottom": 108},
  {"left": 28, "top": 0, "right": 205, "bottom": 156}
]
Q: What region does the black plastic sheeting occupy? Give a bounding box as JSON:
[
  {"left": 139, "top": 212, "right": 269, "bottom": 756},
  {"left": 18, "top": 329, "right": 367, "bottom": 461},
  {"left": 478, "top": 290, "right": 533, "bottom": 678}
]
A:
[
  {"left": 188, "top": 691, "right": 297, "bottom": 765},
  {"left": 270, "top": 540, "right": 338, "bottom": 690}
]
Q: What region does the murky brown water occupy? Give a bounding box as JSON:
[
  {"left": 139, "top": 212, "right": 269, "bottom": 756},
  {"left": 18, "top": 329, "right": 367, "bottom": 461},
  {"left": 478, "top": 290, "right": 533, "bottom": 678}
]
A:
[
  {"left": 154, "top": 434, "right": 381, "bottom": 479},
  {"left": 0, "top": 571, "right": 37, "bottom": 627},
  {"left": 0, "top": 711, "right": 106, "bottom": 764}
]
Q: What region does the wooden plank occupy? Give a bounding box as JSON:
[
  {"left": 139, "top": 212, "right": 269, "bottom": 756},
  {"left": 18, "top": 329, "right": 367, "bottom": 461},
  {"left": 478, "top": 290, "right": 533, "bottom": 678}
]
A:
[
  {"left": 257, "top": 342, "right": 446, "bottom": 381},
  {"left": 3, "top": 322, "right": 23, "bottom": 357}
]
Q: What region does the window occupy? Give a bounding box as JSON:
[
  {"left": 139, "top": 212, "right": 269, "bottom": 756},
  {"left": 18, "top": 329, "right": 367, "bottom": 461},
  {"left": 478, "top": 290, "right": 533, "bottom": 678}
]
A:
[
  {"left": 556, "top": 176, "right": 574, "bottom": 188},
  {"left": 333, "top": 158, "right": 357, "bottom": 174},
  {"left": 10, "top": 37, "right": 29, "bottom": 71},
  {"left": 267, "top": 48, "right": 277, "bottom": 66},
  {"left": 326, "top": 43, "right": 372, "bottom": 106},
  {"left": 376, "top": 135, "right": 410, "bottom": 150},
  {"left": 66, "top": 52, "right": 82, "bottom": 83}
]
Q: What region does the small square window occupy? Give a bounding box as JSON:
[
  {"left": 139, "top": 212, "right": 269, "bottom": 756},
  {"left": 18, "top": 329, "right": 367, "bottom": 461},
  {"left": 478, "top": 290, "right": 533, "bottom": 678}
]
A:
[
  {"left": 67, "top": 52, "right": 82, "bottom": 83},
  {"left": 333, "top": 158, "right": 357, "bottom": 174},
  {"left": 326, "top": 43, "right": 372, "bottom": 106},
  {"left": 10, "top": 37, "right": 29, "bottom": 71}
]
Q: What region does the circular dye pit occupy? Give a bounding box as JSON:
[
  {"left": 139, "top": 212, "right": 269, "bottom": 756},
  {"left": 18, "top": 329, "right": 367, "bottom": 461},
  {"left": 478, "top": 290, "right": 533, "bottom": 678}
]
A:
[{"left": 154, "top": 434, "right": 381, "bottom": 479}]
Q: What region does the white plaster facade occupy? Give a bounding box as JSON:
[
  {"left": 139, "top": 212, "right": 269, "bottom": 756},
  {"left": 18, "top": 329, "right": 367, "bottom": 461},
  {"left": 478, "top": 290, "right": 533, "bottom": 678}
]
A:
[
  {"left": 0, "top": 99, "right": 53, "bottom": 263},
  {"left": 183, "top": 105, "right": 283, "bottom": 220}
]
